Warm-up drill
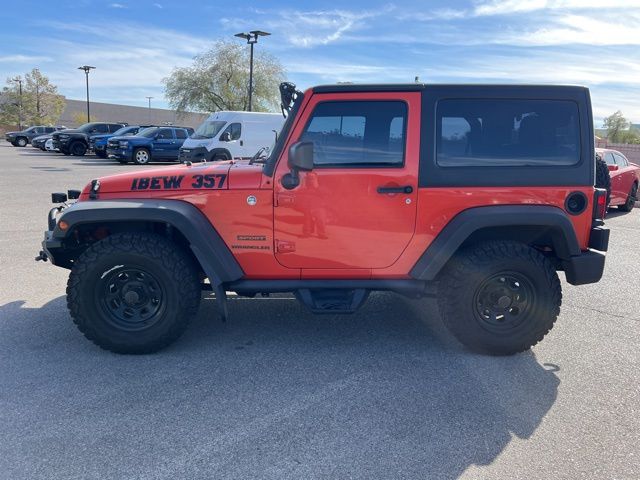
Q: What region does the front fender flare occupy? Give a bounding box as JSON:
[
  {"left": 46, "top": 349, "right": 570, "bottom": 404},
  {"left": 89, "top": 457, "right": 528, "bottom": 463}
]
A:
[{"left": 53, "top": 199, "right": 243, "bottom": 285}]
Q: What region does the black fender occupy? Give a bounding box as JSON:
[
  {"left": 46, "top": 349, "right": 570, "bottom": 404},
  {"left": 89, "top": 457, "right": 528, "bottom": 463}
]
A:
[
  {"left": 410, "top": 205, "right": 581, "bottom": 281},
  {"left": 50, "top": 199, "right": 243, "bottom": 285}
]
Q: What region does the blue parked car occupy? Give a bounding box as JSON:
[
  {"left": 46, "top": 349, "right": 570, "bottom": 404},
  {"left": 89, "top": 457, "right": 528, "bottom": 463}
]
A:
[
  {"left": 106, "top": 126, "right": 194, "bottom": 165},
  {"left": 90, "top": 125, "right": 152, "bottom": 158}
]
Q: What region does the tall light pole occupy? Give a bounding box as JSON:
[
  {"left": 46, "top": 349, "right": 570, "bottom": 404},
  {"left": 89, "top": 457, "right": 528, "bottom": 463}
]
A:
[
  {"left": 11, "top": 77, "right": 23, "bottom": 130},
  {"left": 145, "top": 96, "right": 153, "bottom": 123},
  {"left": 77, "top": 65, "right": 96, "bottom": 123},
  {"left": 234, "top": 30, "right": 270, "bottom": 112}
]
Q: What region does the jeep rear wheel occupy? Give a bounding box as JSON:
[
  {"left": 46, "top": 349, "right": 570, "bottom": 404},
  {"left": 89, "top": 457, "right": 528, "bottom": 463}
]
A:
[
  {"left": 67, "top": 233, "right": 201, "bottom": 354},
  {"left": 437, "top": 241, "right": 561, "bottom": 355},
  {"left": 619, "top": 182, "right": 637, "bottom": 212},
  {"left": 70, "top": 141, "right": 87, "bottom": 156},
  {"left": 15, "top": 137, "right": 28, "bottom": 147},
  {"left": 134, "top": 148, "right": 151, "bottom": 165}
]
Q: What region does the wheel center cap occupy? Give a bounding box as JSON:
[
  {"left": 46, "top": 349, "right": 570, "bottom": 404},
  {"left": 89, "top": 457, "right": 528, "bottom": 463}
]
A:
[
  {"left": 124, "top": 290, "right": 140, "bottom": 305},
  {"left": 497, "top": 295, "right": 512, "bottom": 309}
]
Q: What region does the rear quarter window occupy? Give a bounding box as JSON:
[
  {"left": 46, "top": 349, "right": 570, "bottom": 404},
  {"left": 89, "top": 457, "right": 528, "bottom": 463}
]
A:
[{"left": 436, "top": 99, "right": 580, "bottom": 167}]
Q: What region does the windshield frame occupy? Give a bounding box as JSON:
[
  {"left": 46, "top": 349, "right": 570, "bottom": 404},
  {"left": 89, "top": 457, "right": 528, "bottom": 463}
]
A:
[{"left": 138, "top": 127, "right": 161, "bottom": 138}]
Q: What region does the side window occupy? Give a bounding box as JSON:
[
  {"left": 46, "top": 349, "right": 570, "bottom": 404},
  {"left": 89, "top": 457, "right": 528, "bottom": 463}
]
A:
[
  {"left": 614, "top": 153, "right": 628, "bottom": 167},
  {"left": 604, "top": 153, "right": 616, "bottom": 166},
  {"left": 45, "top": 127, "right": 54, "bottom": 133},
  {"left": 221, "top": 122, "right": 241, "bottom": 140},
  {"left": 300, "top": 100, "right": 407, "bottom": 167},
  {"left": 108, "top": 124, "right": 121, "bottom": 133},
  {"left": 175, "top": 129, "right": 187, "bottom": 139},
  {"left": 94, "top": 124, "right": 108, "bottom": 133},
  {"left": 436, "top": 99, "right": 580, "bottom": 167},
  {"left": 156, "top": 128, "right": 173, "bottom": 140}
]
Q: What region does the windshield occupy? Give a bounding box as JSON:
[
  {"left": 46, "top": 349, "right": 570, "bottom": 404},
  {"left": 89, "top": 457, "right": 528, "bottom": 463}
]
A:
[
  {"left": 112, "top": 126, "right": 137, "bottom": 136},
  {"left": 191, "top": 120, "right": 227, "bottom": 139},
  {"left": 78, "top": 123, "right": 98, "bottom": 133},
  {"left": 25, "top": 127, "right": 36, "bottom": 132},
  {"left": 138, "top": 127, "right": 160, "bottom": 138}
]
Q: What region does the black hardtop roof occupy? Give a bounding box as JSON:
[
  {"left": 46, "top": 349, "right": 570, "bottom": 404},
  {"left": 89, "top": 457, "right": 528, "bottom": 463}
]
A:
[{"left": 312, "top": 83, "right": 589, "bottom": 94}]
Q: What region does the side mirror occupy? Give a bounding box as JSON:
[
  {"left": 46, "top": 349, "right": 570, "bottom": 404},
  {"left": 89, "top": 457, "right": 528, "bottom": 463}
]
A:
[
  {"left": 608, "top": 164, "right": 619, "bottom": 172},
  {"left": 220, "top": 131, "right": 232, "bottom": 142},
  {"left": 282, "top": 141, "right": 314, "bottom": 190}
]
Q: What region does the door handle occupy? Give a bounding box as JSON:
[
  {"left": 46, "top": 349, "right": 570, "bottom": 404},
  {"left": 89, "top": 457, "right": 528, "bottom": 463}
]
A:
[{"left": 377, "top": 185, "right": 413, "bottom": 194}]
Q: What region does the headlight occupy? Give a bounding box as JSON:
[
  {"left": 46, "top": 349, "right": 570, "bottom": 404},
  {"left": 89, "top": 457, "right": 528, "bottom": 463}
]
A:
[{"left": 119, "top": 141, "right": 129, "bottom": 147}]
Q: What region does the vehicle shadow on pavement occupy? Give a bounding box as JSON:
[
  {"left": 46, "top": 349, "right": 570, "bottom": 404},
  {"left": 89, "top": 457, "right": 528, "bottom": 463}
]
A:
[{"left": 0, "top": 293, "right": 559, "bottom": 479}]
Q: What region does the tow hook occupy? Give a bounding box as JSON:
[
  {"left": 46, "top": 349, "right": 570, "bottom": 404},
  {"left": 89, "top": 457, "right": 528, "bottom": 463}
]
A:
[{"left": 35, "top": 250, "right": 48, "bottom": 262}]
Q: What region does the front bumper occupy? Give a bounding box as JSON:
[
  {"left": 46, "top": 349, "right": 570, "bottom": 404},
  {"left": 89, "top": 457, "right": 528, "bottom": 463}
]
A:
[
  {"left": 178, "top": 146, "right": 208, "bottom": 163},
  {"left": 53, "top": 138, "right": 71, "bottom": 150},
  {"left": 562, "top": 226, "right": 610, "bottom": 285},
  {"left": 106, "top": 147, "right": 131, "bottom": 160}
]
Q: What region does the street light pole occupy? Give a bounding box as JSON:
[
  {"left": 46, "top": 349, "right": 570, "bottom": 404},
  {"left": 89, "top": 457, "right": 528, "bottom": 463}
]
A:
[
  {"left": 11, "top": 77, "right": 23, "bottom": 130},
  {"left": 234, "top": 30, "right": 271, "bottom": 112},
  {"left": 77, "top": 65, "right": 96, "bottom": 123},
  {"left": 146, "top": 96, "right": 153, "bottom": 123}
]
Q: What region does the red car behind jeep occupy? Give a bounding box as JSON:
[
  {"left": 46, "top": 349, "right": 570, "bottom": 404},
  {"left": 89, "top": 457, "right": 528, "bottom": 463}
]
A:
[
  {"left": 38, "top": 82, "right": 609, "bottom": 356},
  {"left": 596, "top": 147, "right": 639, "bottom": 211}
]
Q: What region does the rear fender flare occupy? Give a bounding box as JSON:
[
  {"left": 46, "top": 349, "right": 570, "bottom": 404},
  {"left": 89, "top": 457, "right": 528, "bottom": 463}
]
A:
[{"left": 410, "top": 205, "right": 581, "bottom": 280}]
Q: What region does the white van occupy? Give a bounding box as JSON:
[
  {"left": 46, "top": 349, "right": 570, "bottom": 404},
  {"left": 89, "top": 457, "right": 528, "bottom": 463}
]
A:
[{"left": 178, "top": 111, "right": 284, "bottom": 163}]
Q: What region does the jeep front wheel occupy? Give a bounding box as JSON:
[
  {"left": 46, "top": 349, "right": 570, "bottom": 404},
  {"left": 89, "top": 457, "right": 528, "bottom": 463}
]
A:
[
  {"left": 437, "top": 241, "right": 561, "bottom": 355},
  {"left": 67, "top": 233, "right": 201, "bottom": 354}
]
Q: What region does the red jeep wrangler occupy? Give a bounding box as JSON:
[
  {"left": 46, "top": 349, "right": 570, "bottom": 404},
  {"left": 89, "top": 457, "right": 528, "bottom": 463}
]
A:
[{"left": 38, "top": 82, "right": 610, "bottom": 355}]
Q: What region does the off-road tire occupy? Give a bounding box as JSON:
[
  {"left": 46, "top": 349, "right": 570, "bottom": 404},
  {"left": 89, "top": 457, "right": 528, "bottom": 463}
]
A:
[
  {"left": 437, "top": 241, "right": 562, "bottom": 355},
  {"left": 134, "top": 148, "right": 151, "bottom": 165},
  {"left": 15, "top": 137, "right": 28, "bottom": 147},
  {"left": 595, "top": 155, "right": 611, "bottom": 207},
  {"left": 619, "top": 182, "right": 638, "bottom": 212},
  {"left": 67, "top": 233, "right": 201, "bottom": 354},
  {"left": 70, "top": 141, "right": 87, "bottom": 156}
]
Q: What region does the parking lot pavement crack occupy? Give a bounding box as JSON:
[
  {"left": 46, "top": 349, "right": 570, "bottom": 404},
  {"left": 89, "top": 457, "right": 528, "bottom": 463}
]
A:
[{"left": 563, "top": 303, "right": 640, "bottom": 323}]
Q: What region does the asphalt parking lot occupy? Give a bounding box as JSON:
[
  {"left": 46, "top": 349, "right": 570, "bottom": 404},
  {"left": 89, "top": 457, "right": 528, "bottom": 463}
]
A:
[{"left": 0, "top": 143, "right": 638, "bottom": 480}]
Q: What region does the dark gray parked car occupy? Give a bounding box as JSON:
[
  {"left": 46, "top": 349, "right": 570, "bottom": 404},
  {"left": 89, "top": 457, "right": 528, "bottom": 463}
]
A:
[{"left": 5, "top": 126, "right": 63, "bottom": 147}]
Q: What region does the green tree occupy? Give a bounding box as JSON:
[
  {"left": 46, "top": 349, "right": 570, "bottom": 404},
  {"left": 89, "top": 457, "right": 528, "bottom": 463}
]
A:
[
  {"left": 163, "top": 40, "right": 285, "bottom": 114},
  {"left": 0, "top": 69, "right": 64, "bottom": 128},
  {"left": 603, "top": 111, "right": 630, "bottom": 143},
  {"left": 23, "top": 68, "right": 65, "bottom": 125},
  {"left": 0, "top": 78, "right": 23, "bottom": 128}
]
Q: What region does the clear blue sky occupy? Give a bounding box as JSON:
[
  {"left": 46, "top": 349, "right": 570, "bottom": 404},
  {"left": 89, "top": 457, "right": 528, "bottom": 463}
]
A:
[{"left": 1, "top": 0, "right": 639, "bottom": 125}]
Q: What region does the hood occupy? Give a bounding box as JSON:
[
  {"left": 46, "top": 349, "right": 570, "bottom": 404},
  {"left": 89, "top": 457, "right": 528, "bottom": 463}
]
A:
[
  {"left": 79, "top": 160, "right": 265, "bottom": 198},
  {"left": 5, "top": 131, "right": 18, "bottom": 136},
  {"left": 108, "top": 135, "right": 138, "bottom": 142},
  {"left": 54, "top": 129, "right": 85, "bottom": 135},
  {"left": 181, "top": 137, "right": 212, "bottom": 149},
  {"left": 90, "top": 134, "right": 111, "bottom": 140}
]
